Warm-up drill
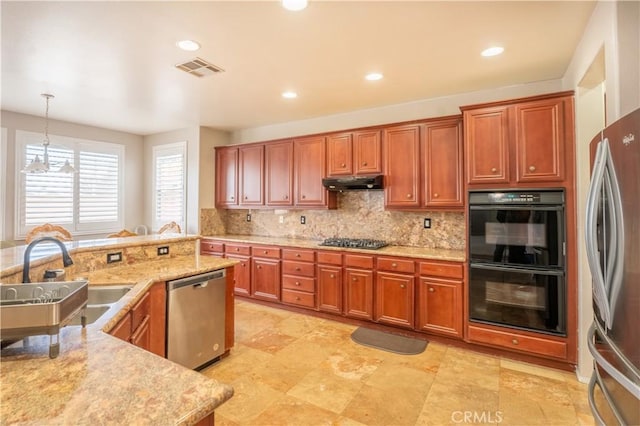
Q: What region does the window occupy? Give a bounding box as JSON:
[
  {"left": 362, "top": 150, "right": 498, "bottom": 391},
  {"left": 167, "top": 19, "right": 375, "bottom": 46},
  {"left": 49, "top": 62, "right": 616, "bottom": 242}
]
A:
[
  {"left": 15, "top": 131, "right": 124, "bottom": 237},
  {"left": 152, "top": 142, "right": 186, "bottom": 232}
]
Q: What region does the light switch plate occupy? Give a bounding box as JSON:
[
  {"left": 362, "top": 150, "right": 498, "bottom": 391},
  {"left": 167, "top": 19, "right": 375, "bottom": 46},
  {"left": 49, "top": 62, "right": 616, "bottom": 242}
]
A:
[
  {"left": 423, "top": 218, "right": 431, "bottom": 229},
  {"left": 300, "top": 216, "right": 306, "bottom": 225}
]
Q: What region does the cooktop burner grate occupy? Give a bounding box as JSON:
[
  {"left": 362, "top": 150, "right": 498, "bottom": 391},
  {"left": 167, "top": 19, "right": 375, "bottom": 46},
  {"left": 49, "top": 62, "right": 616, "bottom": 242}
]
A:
[{"left": 319, "top": 238, "right": 388, "bottom": 250}]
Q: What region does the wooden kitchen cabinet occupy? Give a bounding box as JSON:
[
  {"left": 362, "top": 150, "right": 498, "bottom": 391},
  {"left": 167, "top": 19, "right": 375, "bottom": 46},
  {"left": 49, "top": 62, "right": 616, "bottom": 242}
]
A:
[
  {"left": 227, "top": 254, "right": 250, "bottom": 296},
  {"left": 375, "top": 272, "right": 415, "bottom": 329},
  {"left": 416, "top": 260, "right": 463, "bottom": 339},
  {"left": 343, "top": 254, "right": 374, "bottom": 321},
  {"left": 294, "top": 136, "right": 337, "bottom": 208},
  {"left": 251, "top": 245, "right": 281, "bottom": 301},
  {"left": 462, "top": 92, "right": 573, "bottom": 187},
  {"left": 265, "top": 140, "right": 294, "bottom": 206},
  {"left": 215, "top": 147, "right": 238, "bottom": 207},
  {"left": 200, "top": 239, "right": 224, "bottom": 257},
  {"left": 317, "top": 251, "right": 343, "bottom": 315},
  {"left": 423, "top": 117, "right": 464, "bottom": 208},
  {"left": 239, "top": 144, "right": 264, "bottom": 206},
  {"left": 327, "top": 130, "right": 382, "bottom": 176},
  {"left": 281, "top": 248, "right": 316, "bottom": 309},
  {"left": 383, "top": 124, "right": 421, "bottom": 208}
]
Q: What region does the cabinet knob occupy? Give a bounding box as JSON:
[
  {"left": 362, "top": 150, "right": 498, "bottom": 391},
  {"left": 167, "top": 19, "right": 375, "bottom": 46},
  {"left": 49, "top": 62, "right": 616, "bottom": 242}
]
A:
[
  {"left": 295, "top": 253, "right": 301, "bottom": 257},
  {"left": 284, "top": 195, "right": 288, "bottom": 200},
  {"left": 302, "top": 195, "right": 306, "bottom": 199},
  {"left": 511, "top": 339, "right": 519, "bottom": 345},
  {"left": 330, "top": 274, "right": 335, "bottom": 278},
  {"left": 529, "top": 165, "right": 536, "bottom": 172},
  {"left": 352, "top": 277, "right": 357, "bottom": 282},
  {"left": 241, "top": 263, "right": 246, "bottom": 267},
  {"left": 257, "top": 265, "right": 262, "bottom": 269},
  {"left": 400, "top": 284, "right": 406, "bottom": 289},
  {"left": 230, "top": 196, "right": 235, "bottom": 200},
  {"left": 362, "top": 161, "right": 368, "bottom": 166},
  {"left": 295, "top": 281, "right": 300, "bottom": 286},
  {"left": 295, "top": 296, "right": 301, "bottom": 301},
  {"left": 341, "top": 163, "right": 346, "bottom": 167},
  {"left": 433, "top": 193, "right": 439, "bottom": 198},
  {"left": 406, "top": 194, "right": 412, "bottom": 199},
  {"left": 244, "top": 196, "right": 248, "bottom": 200},
  {"left": 263, "top": 250, "right": 268, "bottom": 254},
  {"left": 391, "top": 262, "right": 397, "bottom": 268},
  {"left": 235, "top": 248, "right": 240, "bottom": 251},
  {"left": 295, "top": 267, "right": 301, "bottom": 271},
  {"left": 429, "top": 287, "right": 435, "bottom": 292},
  {"left": 491, "top": 167, "right": 497, "bottom": 173}
]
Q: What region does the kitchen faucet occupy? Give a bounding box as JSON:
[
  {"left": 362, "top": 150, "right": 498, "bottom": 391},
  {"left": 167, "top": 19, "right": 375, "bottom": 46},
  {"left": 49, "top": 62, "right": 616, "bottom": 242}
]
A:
[{"left": 22, "top": 237, "right": 74, "bottom": 283}]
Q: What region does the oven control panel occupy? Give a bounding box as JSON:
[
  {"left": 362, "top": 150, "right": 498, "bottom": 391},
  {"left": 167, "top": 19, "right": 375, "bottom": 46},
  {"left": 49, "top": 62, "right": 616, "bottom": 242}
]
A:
[{"left": 488, "top": 192, "right": 541, "bottom": 203}]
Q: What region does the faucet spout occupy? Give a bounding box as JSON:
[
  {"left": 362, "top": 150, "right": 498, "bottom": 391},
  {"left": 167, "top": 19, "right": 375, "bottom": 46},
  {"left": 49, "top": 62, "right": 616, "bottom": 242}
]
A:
[{"left": 22, "top": 237, "right": 74, "bottom": 283}]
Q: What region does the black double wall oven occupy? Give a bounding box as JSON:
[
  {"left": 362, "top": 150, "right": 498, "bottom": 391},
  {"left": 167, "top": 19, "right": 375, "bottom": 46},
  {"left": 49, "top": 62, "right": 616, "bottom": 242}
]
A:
[{"left": 468, "top": 190, "right": 567, "bottom": 335}]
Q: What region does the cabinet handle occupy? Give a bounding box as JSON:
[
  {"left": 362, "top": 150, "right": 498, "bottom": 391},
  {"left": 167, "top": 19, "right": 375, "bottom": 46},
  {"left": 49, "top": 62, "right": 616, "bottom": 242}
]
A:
[
  {"left": 352, "top": 277, "right": 357, "bottom": 282},
  {"left": 230, "top": 196, "right": 235, "bottom": 200},
  {"left": 491, "top": 167, "right": 497, "bottom": 173},
  {"left": 330, "top": 274, "right": 335, "bottom": 278},
  {"left": 235, "top": 248, "right": 240, "bottom": 251},
  {"left": 406, "top": 194, "right": 412, "bottom": 198},
  {"left": 362, "top": 161, "right": 368, "bottom": 166},
  {"left": 434, "top": 193, "right": 439, "bottom": 198},
  {"left": 244, "top": 196, "right": 248, "bottom": 200},
  {"left": 257, "top": 265, "right": 262, "bottom": 269},
  {"left": 284, "top": 195, "right": 288, "bottom": 200},
  {"left": 341, "top": 163, "right": 346, "bottom": 167},
  {"left": 295, "top": 281, "right": 300, "bottom": 286},
  {"left": 295, "top": 296, "right": 301, "bottom": 301},
  {"left": 400, "top": 284, "right": 406, "bottom": 289},
  {"left": 429, "top": 287, "right": 435, "bottom": 292},
  {"left": 295, "top": 267, "right": 301, "bottom": 271},
  {"left": 302, "top": 195, "right": 306, "bottom": 199},
  {"left": 391, "top": 262, "right": 397, "bottom": 268},
  {"left": 295, "top": 253, "right": 301, "bottom": 257},
  {"left": 529, "top": 165, "right": 536, "bottom": 172},
  {"left": 512, "top": 339, "right": 519, "bottom": 345},
  {"left": 241, "top": 263, "right": 246, "bottom": 267}
]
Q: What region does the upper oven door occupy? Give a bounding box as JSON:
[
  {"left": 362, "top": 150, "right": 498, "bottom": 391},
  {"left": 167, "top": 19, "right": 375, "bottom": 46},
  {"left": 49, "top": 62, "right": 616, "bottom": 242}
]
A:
[{"left": 469, "top": 202, "right": 565, "bottom": 268}]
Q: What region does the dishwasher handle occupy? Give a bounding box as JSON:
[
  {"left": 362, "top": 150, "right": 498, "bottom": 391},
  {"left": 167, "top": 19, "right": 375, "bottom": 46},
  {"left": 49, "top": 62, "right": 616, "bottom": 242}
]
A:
[{"left": 167, "top": 269, "right": 226, "bottom": 291}]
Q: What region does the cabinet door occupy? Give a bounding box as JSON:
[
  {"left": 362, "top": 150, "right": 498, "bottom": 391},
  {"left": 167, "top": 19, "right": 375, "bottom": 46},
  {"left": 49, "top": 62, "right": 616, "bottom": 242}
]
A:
[
  {"left": 417, "top": 278, "right": 462, "bottom": 338},
  {"left": 227, "top": 254, "right": 251, "bottom": 296},
  {"left": 344, "top": 268, "right": 374, "bottom": 320},
  {"left": 423, "top": 118, "right": 464, "bottom": 208},
  {"left": 265, "top": 141, "right": 294, "bottom": 206},
  {"left": 110, "top": 312, "right": 132, "bottom": 342},
  {"left": 375, "top": 272, "right": 415, "bottom": 329},
  {"left": 215, "top": 147, "right": 238, "bottom": 207},
  {"left": 148, "top": 282, "right": 167, "bottom": 358},
  {"left": 239, "top": 145, "right": 264, "bottom": 206},
  {"left": 354, "top": 130, "right": 382, "bottom": 175},
  {"left": 317, "top": 265, "right": 342, "bottom": 314},
  {"left": 515, "top": 98, "right": 566, "bottom": 182},
  {"left": 326, "top": 133, "right": 353, "bottom": 176},
  {"left": 464, "top": 106, "right": 510, "bottom": 184},
  {"left": 130, "top": 315, "right": 151, "bottom": 351},
  {"left": 384, "top": 124, "right": 421, "bottom": 208},
  {"left": 294, "top": 136, "right": 330, "bottom": 206},
  {"left": 252, "top": 258, "right": 281, "bottom": 301}
]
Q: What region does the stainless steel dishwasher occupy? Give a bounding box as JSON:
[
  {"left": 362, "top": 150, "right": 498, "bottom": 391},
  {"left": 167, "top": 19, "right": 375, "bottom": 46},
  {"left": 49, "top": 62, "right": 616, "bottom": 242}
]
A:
[{"left": 166, "top": 269, "right": 226, "bottom": 370}]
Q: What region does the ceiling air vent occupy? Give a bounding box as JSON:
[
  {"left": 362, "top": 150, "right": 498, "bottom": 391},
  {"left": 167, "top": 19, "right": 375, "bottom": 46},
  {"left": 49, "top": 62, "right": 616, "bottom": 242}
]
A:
[{"left": 175, "top": 57, "right": 225, "bottom": 78}]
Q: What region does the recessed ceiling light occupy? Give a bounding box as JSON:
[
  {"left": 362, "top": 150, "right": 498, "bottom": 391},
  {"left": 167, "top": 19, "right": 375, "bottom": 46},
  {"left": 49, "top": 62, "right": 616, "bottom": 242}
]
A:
[
  {"left": 365, "top": 72, "right": 384, "bottom": 81},
  {"left": 282, "top": 0, "right": 308, "bottom": 11},
  {"left": 481, "top": 46, "right": 504, "bottom": 57},
  {"left": 282, "top": 91, "right": 298, "bottom": 99},
  {"left": 177, "top": 40, "right": 201, "bottom": 52}
]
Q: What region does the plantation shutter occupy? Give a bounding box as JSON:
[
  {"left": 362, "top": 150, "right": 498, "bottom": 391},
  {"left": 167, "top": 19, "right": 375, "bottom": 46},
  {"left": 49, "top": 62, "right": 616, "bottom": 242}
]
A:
[
  {"left": 153, "top": 142, "right": 186, "bottom": 231},
  {"left": 79, "top": 150, "right": 119, "bottom": 223}
]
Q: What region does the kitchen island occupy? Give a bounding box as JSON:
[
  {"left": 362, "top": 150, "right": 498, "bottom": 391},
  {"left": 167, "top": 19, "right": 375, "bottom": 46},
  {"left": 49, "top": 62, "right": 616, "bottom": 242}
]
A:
[{"left": 0, "top": 235, "right": 237, "bottom": 425}]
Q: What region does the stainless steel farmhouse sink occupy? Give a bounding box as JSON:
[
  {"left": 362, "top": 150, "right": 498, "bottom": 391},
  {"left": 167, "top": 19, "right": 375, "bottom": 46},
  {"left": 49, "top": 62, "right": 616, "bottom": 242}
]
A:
[{"left": 0, "top": 280, "right": 88, "bottom": 358}]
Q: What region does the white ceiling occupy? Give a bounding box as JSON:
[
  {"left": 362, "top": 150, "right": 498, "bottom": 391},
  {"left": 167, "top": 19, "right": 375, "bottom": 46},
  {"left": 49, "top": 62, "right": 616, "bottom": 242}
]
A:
[{"left": 1, "top": 1, "right": 596, "bottom": 136}]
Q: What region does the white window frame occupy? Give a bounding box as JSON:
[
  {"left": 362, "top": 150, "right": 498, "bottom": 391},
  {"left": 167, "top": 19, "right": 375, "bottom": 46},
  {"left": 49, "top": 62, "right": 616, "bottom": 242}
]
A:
[
  {"left": 15, "top": 130, "right": 125, "bottom": 238},
  {"left": 0, "top": 128, "right": 7, "bottom": 241},
  {"left": 152, "top": 141, "right": 187, "bottom": 233}
]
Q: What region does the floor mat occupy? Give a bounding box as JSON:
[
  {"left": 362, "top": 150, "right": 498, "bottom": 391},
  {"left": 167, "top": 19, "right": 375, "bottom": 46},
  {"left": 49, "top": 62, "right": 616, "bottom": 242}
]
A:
[{"left": 350, "top": 327, "right": 428, "bottom": 355}]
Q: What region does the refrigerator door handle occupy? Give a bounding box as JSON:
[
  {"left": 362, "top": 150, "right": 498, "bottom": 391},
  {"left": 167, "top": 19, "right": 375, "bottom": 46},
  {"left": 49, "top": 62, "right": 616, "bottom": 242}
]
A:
[
  {"left": 588, "top": 372, "right": 610, "bottom": 426},
  {"left": 588, "top": 322, "right": 640, "bottom": 399},
  {"left": 586, "top": 139, "right": 612, "bottom": 328}
]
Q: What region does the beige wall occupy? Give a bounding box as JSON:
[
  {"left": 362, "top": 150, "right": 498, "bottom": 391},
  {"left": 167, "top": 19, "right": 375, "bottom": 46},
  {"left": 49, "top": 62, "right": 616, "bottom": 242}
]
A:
[{"left": 0, "top": 110, "right": 144, "bottom": 241}]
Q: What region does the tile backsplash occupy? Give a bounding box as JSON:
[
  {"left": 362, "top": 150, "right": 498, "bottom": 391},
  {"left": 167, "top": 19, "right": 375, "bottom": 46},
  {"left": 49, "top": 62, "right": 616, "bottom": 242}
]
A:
[{"left": 201, "top": 192, "right": 465, "bottom": 250}]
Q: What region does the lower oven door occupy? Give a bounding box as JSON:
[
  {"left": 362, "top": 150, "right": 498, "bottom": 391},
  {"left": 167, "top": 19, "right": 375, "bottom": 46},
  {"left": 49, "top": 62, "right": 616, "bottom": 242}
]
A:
[{"left": 469, "top": 263, "right": 566, "bottom": 335}]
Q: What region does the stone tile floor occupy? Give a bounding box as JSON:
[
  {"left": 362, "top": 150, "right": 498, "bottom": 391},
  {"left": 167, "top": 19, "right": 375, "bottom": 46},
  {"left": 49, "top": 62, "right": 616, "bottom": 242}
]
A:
[{"left": 201, "top": 300, "right": 594, "bottom": 425}]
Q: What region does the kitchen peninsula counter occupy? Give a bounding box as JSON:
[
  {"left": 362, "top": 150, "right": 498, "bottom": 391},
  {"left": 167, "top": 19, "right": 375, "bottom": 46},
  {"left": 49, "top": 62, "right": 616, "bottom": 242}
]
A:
[
  {"left": 1, "top": 236, "right": 237, "bottom": 425},
  {"left": 203, "top": 234, "right": 466, "bottom": 262}
]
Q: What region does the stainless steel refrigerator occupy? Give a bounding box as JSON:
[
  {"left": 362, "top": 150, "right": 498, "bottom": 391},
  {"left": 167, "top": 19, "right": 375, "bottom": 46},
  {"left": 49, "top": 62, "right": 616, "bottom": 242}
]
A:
[{"left": 586, "top": 107, "right": 640, "bottom": 425}]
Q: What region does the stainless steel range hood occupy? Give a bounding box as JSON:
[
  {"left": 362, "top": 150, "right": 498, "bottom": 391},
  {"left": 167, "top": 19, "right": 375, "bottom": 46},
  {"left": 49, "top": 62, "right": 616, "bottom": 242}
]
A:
[{"left": 322, "top": 175, "right": 384, "bottom": 191}]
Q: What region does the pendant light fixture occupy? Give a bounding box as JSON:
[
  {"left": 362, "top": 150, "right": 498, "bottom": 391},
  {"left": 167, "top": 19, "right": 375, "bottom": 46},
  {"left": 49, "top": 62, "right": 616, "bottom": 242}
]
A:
[{"left": 22, "top": 93, "right": 77, "bottom": 174}]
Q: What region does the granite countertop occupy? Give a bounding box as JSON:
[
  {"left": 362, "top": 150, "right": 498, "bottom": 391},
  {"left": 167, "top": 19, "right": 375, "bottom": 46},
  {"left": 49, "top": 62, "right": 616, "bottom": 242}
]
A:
[
  {"left": 1, "top": 253, "right": 237, "bottom": 425},
  {"left": 203, "top": 234, "right": 466, "bottom": 262}
]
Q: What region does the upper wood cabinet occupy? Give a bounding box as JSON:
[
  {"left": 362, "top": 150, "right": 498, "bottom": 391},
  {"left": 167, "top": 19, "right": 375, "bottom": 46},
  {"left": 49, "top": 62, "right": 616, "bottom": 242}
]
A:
[
  {"left": 294, "top": 136, "right": 337, "bottom": 208},
  {"left": 423, "top": 118, "right": 464, "bottom": 208},
  {"left": 383, "top": 124, "right": 421, "bottom": 208},
  {"left": 239, "top": 145, "right": 264, "bottom": 206},
  {"left": 327, "top": 130, "right": 382, "bottom": 176},
  {"left": 463, "top": 92, "right": 573, "bottom": 187},
  {"left": 265, "top": 140, "right": 293, "bottom": 206},
  {"left": 215, "top": 147, "right": 238, "bottom": 207}
]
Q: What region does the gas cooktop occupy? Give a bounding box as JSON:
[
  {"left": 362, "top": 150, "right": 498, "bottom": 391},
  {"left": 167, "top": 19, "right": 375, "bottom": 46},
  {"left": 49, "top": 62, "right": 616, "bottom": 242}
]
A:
[{"left": 319, "top": 238, "right": 389, "bottom": 250}]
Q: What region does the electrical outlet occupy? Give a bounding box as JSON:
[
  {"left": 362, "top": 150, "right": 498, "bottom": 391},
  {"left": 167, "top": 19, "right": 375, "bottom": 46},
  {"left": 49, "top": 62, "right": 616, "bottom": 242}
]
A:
[
  {"left": 107, "top": 252, "right": 122, "bottom": 264},
  {"left": 423, "top": 218, "right": 431, "bottom": 229},
  {"left": 300, "top": 216, "right": 306, "bottom": 225},
  {"left": 246, "top": 214, "right": 251, "bottom": 222},
  {"left": 157, "top": 246, "right": 170, "bottom": 256},
  {"left": 279, "top": 216, "right": 284, "bottom": 224}
]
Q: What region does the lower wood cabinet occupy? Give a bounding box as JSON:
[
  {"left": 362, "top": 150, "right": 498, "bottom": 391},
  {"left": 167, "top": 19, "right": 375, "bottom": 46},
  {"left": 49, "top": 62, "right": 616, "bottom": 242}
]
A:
[
  {"left": 227, "top": 254, "right": 250, "bottom": 296},
  {"left": 467, "top": 324, "right": 567, "bottom": 360},
  {"left": 251, "top": 246, "right": 281, "bottom": 301},
  {"left": 417, "top": 277, "right": 462, "bottom": 338},
  {"left": 375, "top": 272, "right": 415, "bottom": 329},
  {"left": 344, "top": 269, "right": 374, "bottom": 321},
  {"left": 317, "top": 264, "right": 342, "bottom": 314}
]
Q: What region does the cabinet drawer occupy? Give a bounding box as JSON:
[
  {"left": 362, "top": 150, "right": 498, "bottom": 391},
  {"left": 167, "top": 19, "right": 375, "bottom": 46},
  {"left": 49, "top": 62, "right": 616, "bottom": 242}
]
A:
[
  {"left": 225, "top": 244, "right": 251, "bottom": 256},
  {"left": 419, "top": 261, "right": 463, "bottom": 279},
  {"left": 317, "top": 251, "right": 342, "bottom": 265},
  {"left": 377, "top": 257, "right": 415, "bottom": 274},
  {"left": 131, "top": 291, "right": 150, "bottom": 331},
  {"left": 344, "top": 254, "right": 374, "bottom": 269},
  {"left": 252, "top": 245, "right": 281, "bottom": 259},
  {"left": 467, "top": 325, "right": 567, "bottom": 360},
  {"left": 282, "top": 249, "right": 315, "bottom": 262},
  {"left": 282, "top": 260, "right": 315, "bottom": 277},
  {"left": 201, "top": 240, "right": 224, "bottom": 254},
  {"left": 110, "top": 312, "right": 132, "bottom": 342},
  {"left": 282, "top": 289, "right": 315, "bottom": 308},
  {"left": 282, "top": 275, "right": 315, "bottom": 292}
]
